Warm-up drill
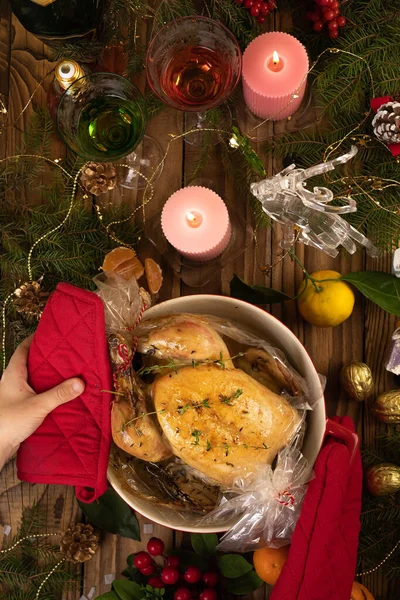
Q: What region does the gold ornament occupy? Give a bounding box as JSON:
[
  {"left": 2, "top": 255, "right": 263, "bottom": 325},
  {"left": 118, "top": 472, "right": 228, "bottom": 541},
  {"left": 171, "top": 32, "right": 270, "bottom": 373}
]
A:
[
  {"left": 340, "top": 362, "right": 373, "bottom": 402},
  {"left": 366, "top": 463, "right": 400, "bottom": 496},
  {"left": 81, "top": 162, "right": 117, "bottom": 196},
  {"left": 13, "top": 280, "right": 50, "bottom": 320},
  {"left": 60, "top": 523, "right": 99, "bottom": 563},
  {"left": 371, "top": 390, "right": 400, "bottom": 423}
]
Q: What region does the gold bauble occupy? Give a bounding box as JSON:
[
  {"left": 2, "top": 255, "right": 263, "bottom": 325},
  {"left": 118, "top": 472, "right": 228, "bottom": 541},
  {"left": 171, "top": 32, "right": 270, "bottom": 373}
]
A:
[
  {"left": 371, "top": 390, "right": 400, "bottom": 423},
  {"left": 366, "top": 463, "right": 400, "bottom": 496},
  {"left": 340, "top": 362, "right": 373, "bottom": 402}
]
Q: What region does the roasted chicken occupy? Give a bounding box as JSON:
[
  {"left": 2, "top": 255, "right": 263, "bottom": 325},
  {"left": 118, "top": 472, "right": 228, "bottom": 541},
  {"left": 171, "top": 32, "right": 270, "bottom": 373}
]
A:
[{"left": 110, "top": 314, "right": 301, "bottom": 487}]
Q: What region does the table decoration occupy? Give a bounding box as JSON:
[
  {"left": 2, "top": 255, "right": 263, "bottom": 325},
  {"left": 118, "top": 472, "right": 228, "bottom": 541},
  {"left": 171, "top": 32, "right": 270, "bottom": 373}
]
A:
[
  {"left": 306, "top": 0, "right": 347, "bottom": 39},
  {"left": 371, "top": 391, "right": 400, "bottom": 424},
  {"left": 340, "top": 362, "right": 373, "bottom": 402},
  {"left": 242, "top": 32, "right": 309, "bottom": 121},
  {"left": 146, "top": 191, "right": 252, "bottom": 287},
  {"left": 161, "top": 186, "right": 231, "bottom": 261},
  {"left": 250, "top": 145, "right": 378, "bottom": 258}
]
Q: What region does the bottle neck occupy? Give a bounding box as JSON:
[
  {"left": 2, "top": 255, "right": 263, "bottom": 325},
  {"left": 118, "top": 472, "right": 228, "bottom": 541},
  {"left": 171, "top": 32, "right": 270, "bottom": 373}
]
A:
[{"left": 55, "top": 60, "right": 87, "bottom": 91}]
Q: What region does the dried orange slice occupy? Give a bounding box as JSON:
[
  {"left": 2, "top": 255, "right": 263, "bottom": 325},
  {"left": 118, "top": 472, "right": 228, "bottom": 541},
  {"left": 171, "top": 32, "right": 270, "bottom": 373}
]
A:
[
  {"left": 102, "top": 247, "right": 144, "bottom": 281},
  {"left": 145, "top": 258, "right": 163, "bottom": 294}
]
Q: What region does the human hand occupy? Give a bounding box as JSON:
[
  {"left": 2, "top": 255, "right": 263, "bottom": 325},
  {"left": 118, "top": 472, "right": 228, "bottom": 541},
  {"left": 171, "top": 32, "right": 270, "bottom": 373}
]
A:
[{"left": 0, "top": 336, "right": 85, "bottom": 471}]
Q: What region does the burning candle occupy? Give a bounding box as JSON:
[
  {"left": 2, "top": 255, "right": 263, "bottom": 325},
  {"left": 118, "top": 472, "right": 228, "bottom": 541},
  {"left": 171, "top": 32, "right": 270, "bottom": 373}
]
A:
[
  {"left": 161, "top": 186, "right": 232, "bottom": 261},
  {"left": 242, "top": 32, "right": 309, "bottom": 121}
]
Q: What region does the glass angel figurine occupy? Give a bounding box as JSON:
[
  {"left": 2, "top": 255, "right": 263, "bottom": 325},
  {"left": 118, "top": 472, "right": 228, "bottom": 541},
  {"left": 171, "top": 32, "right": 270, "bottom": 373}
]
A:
[{"left": 250, "top": 146, "right": 378, "bottom": 258}]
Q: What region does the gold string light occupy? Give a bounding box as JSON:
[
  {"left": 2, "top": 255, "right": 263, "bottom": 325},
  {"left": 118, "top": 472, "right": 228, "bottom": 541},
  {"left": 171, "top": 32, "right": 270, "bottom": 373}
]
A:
[{"left": 356, "top": 538, "right": 400, "bottom": 577}]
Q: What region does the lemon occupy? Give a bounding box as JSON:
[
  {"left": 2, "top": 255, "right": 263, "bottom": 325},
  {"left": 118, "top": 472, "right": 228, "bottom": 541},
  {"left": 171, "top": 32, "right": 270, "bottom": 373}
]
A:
[{"left": 297, "top": 270, "right": 355, "bottom": 327}]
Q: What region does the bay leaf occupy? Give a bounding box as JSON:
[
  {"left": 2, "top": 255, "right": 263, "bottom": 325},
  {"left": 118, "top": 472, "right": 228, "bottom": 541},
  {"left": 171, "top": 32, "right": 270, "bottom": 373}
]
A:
[{"left": 230, "top": 275, "right": 292, "bottom": 304}]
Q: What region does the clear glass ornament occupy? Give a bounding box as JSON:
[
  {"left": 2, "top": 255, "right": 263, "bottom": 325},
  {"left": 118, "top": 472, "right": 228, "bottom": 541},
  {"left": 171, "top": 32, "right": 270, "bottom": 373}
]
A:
[{"left": 250, "top": 146, "right": 378, "bottom": 258}]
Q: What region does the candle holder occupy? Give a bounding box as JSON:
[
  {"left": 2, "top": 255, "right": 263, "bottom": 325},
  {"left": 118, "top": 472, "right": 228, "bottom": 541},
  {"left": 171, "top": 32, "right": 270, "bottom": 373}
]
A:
[
  {"left": 235, "top": 79, "right": 320, "bottom": 142},
  {"left": 145, "top": 199, "right": 253, "bottom": 288}
]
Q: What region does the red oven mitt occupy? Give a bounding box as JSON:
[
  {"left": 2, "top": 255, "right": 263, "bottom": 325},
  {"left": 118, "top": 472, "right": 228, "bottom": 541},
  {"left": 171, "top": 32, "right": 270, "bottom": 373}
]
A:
[
  {"left": 270, "top": 416, "right": 362, "bottom": 600},
  {"left": 17, "top": 283, "right": 113, "bottom": 503}
]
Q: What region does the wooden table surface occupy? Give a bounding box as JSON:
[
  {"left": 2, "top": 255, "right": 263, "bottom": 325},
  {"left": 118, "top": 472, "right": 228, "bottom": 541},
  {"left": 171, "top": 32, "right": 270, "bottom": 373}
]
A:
[{"left": 0, "top": 4, "right": 397, "bottom": 599}]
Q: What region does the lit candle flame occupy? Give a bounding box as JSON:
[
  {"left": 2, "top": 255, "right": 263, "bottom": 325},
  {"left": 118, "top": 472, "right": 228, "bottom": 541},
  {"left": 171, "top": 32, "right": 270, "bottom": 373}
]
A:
[
  {"left": 185, "top": 210, "right": 203, "bottom": 228},
  {"left": 273, "top": 51, "right": 280, "bottom": 65}
]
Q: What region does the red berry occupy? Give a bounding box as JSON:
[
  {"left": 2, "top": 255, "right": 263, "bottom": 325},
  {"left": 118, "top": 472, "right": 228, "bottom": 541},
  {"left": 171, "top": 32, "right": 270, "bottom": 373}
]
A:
[
  {"left": 148, "top": 577, "right": 164, "bottom": 589},
  {"left": 318, "top": 0, "right": 329, "bottom": 5},
  {"left": 266, "top": 0, "right": 275, "bottom": 9},
  {"left": 329, "top": 28, "right": 339, "bottom": 38},
  {"left": 332, "top": 8, "right": 340, "bottom": 16},
  {"left": 328, "top": 19, "right": 338, "bottom": 30},
  {"left": 250, "top": 5, "right": 260, "bottom": 16},
  {"left": 147, "top": 537, "right": 165, "bottom": 557},
  {"left": 243, "top": 0, "right": 254, "bottom": 7},
  {"left": 134, "top": 551, "right": 152, "bottom": 570},
  {"left": 331, "top": 0, "right": 339, "bottom": 8},
  {"left": 202, "top": 572, "right": 218, "bottom": 587},
  {"left": 256, "top": 15, "right": 265, "bottom": 23},
  {"left": 199, "top": 590, "right": 217, "bottom": 600},
  {"left": 167, "top": 555, "right": 181, "bottom": 568},
  {"left": 313, "top": 20, "right": 324, "bottom": 31},
  {"left": 161, "top": 567, "right": 180, "bottom": 585},
  {"left": 337, "top": 15, "right": 346, "bottom": 26},
  {"left": 183, "top": 566, "right": 202, "bottom": 584},
  {"left": 260, "top": 2, "right": 270, "bottom": 14},
  {"left": 141, "top": 565, "right": 155, "bottom": 576},
  {"left": 174, "top": 588, "right": 192, "bottom": 600},
  {"left": 323, "top": 9, "right": 335, "bottom": 20},
  {"left": 309, "top": 11, "right": 321, "bottom": 22}
]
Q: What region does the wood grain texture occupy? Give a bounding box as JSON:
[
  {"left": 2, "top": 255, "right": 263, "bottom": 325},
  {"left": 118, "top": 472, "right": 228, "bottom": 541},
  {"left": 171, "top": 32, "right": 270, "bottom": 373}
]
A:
[{"left": 0, "top": 4, "right": 398, "bottom": 600}]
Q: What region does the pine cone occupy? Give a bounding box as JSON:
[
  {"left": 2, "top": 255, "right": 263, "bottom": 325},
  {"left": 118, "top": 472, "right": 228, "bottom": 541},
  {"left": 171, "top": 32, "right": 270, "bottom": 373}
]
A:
[
  {"left": 13, "top": 281, "right": 50, "bottom": 320},
  {"left": 60, "top": 523, "right": 99, "bottom": 563},
  {"left": 81, "top": 162, "right": 117, "bottom": 196},
  {"left": 372, "top": 101, "right": 400, "bottom": 144}
]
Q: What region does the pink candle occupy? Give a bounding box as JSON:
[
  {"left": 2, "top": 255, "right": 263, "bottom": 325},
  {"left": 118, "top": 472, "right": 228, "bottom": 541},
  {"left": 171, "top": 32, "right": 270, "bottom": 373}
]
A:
[
  {"left": 161, "top": 186, "right": 232, "bottom": 261},
  {"left": 242, "top": 32, "right": 309, "bottom": 121}
]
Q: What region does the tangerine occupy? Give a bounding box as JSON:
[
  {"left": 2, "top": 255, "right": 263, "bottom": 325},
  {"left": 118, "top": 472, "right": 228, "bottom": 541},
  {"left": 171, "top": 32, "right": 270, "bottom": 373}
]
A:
[
  {"left": 102, "top": 247, "right": 144, "bottom": 280},
  {"left": 297, "top": 270, "right": 355, "bottom": 327},
  {"left": 350, "top": 581, "right": 375, "bottom": 600},
  {"left": 145, "top": 258, "right": 163, "bottom": 294},
  {"left": 253, "top": 545, "right": 290, "bottom": 585}
]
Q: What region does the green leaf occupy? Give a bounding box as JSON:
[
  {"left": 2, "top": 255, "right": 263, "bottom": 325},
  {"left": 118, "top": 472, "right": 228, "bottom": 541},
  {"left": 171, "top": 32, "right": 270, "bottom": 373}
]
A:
[
  {"left": 341, "top": 271, "right": 400, "bottom": 316},
  {"left": 191, "top": 533, "right": 219, "bottom": 557},
  {"left": 226, "top": 570, "right": 264, "bottom": 594},
  {"left": 78, "top": 487, "right": 140, "bottom": 541},
  {"left": 95, "top": 593, "right": 119, "bottom": 600},
  {"left": 230, "top": 275, "right": 292, "bottom": 305},
  {"left": 216, "top": 554, "right": 254, "bottom": 578},
  {"left": 173, "top": 549, "right": 209, "bottom": 571},
  {"left": 112, "top": 579, "right": 144, "bottom": 600}
]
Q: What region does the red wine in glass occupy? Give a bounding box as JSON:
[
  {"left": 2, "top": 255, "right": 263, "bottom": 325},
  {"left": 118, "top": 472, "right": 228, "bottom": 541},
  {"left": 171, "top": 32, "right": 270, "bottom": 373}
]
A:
[{"left": 160, "top": 45, "right": 233, "bottom": 111}]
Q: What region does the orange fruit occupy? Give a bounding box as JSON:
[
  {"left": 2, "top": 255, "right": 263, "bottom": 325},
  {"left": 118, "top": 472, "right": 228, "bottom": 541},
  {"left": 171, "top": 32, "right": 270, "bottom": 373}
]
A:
[
  {"left": 351, "top": 581, "right": 375, "bottom": 600},
  {"left": 102, "top": 247, "right": 144, "bottom": 280},
  {"left": 145, "top": 258, "right": 163, "bottom": 294},
  {"left": 253, "top": 545, "right": 290, "bottom": 585}
]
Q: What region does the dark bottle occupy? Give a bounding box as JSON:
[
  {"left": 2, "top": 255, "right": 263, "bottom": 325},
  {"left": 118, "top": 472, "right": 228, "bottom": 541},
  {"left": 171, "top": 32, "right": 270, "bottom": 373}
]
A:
[{"left": 9, "top": 0, "right": 104, "bottom": 44}]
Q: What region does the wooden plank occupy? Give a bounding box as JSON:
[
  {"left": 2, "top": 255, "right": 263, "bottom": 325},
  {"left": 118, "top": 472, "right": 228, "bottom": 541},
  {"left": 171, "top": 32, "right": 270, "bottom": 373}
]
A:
[{"left": 362, "top": 252, "right": 398, "bottom": 600}]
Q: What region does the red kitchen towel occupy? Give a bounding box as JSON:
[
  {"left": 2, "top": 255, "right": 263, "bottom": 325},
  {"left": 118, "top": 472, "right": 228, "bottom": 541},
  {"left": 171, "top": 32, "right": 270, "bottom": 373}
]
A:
[
  {"left": 17, "top": 283, "right": 113, "bottom": 503},
  {"left": 270, "top": 416, "right": 362, "bottom": 600}
]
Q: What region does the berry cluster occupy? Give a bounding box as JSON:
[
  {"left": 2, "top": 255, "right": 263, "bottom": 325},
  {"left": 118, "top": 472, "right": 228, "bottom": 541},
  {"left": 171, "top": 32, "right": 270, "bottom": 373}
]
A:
[
  {"left": 235, "top": 0, "right": 277, "bottom": 25},
  {"left": 306, "top": 0, "right": 346, "bottom": 38},
  {"left": 133, "top": 538, "right": 219, "bottom": 600}
]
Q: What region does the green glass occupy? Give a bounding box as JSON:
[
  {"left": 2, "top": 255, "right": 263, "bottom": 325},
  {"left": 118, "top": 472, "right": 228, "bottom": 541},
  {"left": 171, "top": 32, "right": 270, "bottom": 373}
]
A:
[{"left": 57, "top": 73, "right": 147, "bottom": 162}]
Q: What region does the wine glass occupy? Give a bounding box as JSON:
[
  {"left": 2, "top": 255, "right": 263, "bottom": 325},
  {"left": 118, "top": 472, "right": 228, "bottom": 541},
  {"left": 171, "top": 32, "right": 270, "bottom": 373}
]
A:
[
  {"left": 57, "top": 72, "right": 147, "bottom": 162},
  {"left": 146, "top": 16, "right": 242, "bottom": 144}
]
